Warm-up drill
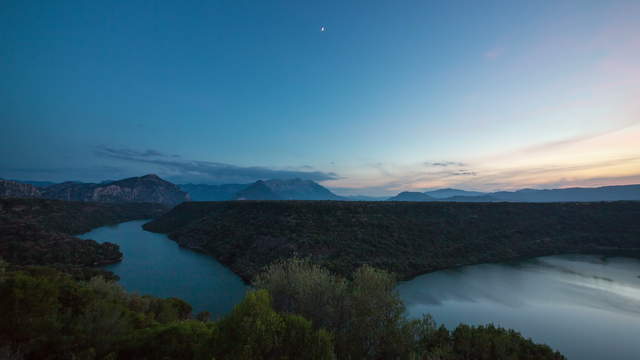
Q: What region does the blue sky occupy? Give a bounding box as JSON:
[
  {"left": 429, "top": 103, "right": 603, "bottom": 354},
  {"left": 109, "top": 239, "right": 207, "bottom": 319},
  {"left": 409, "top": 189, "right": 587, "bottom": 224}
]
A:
[{"left": 2, "top": 0, "right": 639, "bottom": 195}]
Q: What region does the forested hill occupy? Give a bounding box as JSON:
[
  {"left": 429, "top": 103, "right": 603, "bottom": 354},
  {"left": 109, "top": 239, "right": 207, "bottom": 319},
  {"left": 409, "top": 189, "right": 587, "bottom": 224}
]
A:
[
  {"left": 144, "top": 201, "right": 640, "bottom": 282},
  {"left": 0, "top": 198, "right": 168, "bottom": 270}
]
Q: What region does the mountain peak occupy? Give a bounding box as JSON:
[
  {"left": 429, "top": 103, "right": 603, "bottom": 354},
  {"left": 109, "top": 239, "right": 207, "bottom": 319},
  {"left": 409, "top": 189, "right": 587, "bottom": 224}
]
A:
[
  {"left": 387, "top": 192, "right": 434, "bottom": 202},
  {"left": 424, "top": 188, "right": 486, "bottom": 199},
  {"left": 232, "top": 178, "right": 341, "bottom": 200},
  {"left": 141, "top": 174, "right": 162, "bottom": 180}
]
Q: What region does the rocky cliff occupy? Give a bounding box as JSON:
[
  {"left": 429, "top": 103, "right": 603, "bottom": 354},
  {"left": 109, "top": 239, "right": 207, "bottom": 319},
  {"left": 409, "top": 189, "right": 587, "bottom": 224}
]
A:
[
  {"left": 42, "top": 174, "right": 190, "bottom": 206},
  {"left": 0, "top": 179, "right": 42, "bottom": 198}
]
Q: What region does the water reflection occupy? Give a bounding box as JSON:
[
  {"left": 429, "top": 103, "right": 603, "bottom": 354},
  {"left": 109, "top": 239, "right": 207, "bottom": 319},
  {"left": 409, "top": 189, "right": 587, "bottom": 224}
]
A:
[{"left": 398, "top": 255, "right": 640, "bottom": 360}]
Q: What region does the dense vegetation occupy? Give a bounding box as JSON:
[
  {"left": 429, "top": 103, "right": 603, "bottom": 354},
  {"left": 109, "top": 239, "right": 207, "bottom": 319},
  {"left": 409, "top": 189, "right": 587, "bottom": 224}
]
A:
[
  {"left": 0, "top": 259, "right": 564, "bottom": 360},
  {"left": 0, "top": 198, "right": 167, "bottom": 277},
  {"left": 0, "top": 198, "right": 168, "bottom": 235},
  {"left": 144, "top": 200, "right": 640, "bottom": 281}
]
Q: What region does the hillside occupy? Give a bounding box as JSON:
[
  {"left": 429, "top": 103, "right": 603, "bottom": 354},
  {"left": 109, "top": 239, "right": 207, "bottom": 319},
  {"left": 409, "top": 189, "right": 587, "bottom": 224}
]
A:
[
  {"left": 144, "top": 201, "right": 640, "bottom": 282},
  {"left": 0, "top": 198, "right": 167, "bottom": 268}
]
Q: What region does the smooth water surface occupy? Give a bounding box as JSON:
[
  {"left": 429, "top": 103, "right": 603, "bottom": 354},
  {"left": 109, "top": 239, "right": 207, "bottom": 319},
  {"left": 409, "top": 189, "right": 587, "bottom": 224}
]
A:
[
  {"left": 398, "top": 255, "right": 640, "bottom": 360},
  {"left": 79, "top": 220, "right": 247, "bottom": 318}
]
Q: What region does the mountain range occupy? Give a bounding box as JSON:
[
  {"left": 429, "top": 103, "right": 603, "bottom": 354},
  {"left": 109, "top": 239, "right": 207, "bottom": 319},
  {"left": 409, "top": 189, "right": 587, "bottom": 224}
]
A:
[
  {"left": 424, "top": 188, "right": 487, "bottom": 199},
  {"left": 1, "top": 174, "right": 189, "bottom": 206},
  {"left": 387, "top": 192, "right": 435, "bottom": 202},
  {"left": 181, "top": 178, "right": 343, "bottom": 201},
  {"left": 391, "top": 184, "right": 640, "bottom": 203},
  {"left": 4, "top": 175, "right": 640, "bottom": 204}
]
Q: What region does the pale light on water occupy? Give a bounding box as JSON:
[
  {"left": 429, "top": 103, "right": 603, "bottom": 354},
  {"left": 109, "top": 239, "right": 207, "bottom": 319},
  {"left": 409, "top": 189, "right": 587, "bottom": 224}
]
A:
[{"left": 398, "top": 255, "right": 640, "bottom": 360}]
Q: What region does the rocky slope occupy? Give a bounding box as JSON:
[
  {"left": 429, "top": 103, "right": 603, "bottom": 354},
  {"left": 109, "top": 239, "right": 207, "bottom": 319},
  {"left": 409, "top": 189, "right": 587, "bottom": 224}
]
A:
[
  {"left": 144, "top": 201, "right": 640, "bottom": 282},
  {"left": 42, "top": 174, "right": 190, "bottom": 206},
  {"left": 0, "top": 179, "right": 42, "bottom": 198}
]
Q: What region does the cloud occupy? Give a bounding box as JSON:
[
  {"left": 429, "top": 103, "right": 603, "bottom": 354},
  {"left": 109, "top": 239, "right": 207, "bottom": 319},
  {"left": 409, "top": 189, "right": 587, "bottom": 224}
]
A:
[
  {"left": 451, "top": 170, "right": 476, "bottom": 176},
  {"left": 427, "top": 161, "right": 467, "bottom": 167},
  {"left": 95, "top": 146, "right": 340, "bottom": 184},
  {"left": 0, "top": 166, "right": 129, "bottom": 183},
  {"left": 98, "top": 148, "right": 176, "bottom": 158}
]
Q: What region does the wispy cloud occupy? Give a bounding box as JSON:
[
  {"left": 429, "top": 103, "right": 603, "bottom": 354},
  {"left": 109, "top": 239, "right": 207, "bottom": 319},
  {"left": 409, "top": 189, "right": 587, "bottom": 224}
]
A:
[
  {"left": 95, "top": 146, "right": 340, "bottom": 184},
  {"left": 427, "top": 161, "right": 467, "bottom": 167},
  {"left": 327, "top": 122, "right": 640, "bottom": 195},
  {"left": 0, "top": 166, "right": 130, "bottom": 183}
]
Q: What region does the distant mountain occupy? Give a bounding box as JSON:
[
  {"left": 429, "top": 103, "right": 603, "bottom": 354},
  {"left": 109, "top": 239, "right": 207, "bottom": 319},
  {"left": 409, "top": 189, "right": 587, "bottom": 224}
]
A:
[
  {"left": 179, "top": 183, "right": 249, "bottom": 201},
  {"left": 232, "top": 178, "right": 342, "bottom": 201},
  {"left": 440, "top": 195, "right": 498, "bottom": 202},
  {"left": 341, "top": 195, "right": 388, "bottom": 201},
  {"left": 425, "top": 188, "right": 486, "bottom": 199},
  {"left": 490, "top": 184, "right": 640, "bottom": 202},
  {"left": 234, "top": 180, "right": 281, "bottom": 200},
  {"left": 42, "top": 174, "right": 190, "bottom": 206},
  {"left": 0, "top": 179, "right": 42, "bottom": 198},
  {"left": 387, "top": 192, "right": 435, "bottom": 202},
  {"left": 263, "top": 179, "right": 342, "bottom": 200}
]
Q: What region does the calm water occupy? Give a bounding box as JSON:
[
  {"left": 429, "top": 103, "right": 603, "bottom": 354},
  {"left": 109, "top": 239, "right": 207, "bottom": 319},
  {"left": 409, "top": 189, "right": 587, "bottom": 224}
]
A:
[
  {"left": 81, "top": 221, "right": 640, "bottom": 359},
  {"left": 78, "top": 220, "right": 247, "bottom": 318},
  {"left": 398, "top": 255, "right": 640, "bottom": 360}
]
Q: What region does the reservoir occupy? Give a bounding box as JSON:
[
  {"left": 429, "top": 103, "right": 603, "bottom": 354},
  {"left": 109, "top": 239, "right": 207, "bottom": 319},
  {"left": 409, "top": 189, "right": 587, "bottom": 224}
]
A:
[
  {"left": 79, "top": 220, "right": 247, "bottom": 318},
  {"left": 80, "top": 221, "right": 640, "bottom": 359},
  {"left": 398, "top": 255, "right": 640, "bottom": 360}
]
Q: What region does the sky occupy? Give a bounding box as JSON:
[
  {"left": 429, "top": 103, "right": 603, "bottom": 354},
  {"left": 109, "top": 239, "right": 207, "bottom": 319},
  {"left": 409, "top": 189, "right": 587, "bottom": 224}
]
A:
[{"left": 1, "top": 0, "right": 639, "bottom": 196}]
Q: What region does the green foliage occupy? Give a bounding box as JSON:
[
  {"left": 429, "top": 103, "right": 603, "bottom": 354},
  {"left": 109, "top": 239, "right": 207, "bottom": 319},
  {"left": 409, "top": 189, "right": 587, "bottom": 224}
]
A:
[
  {"left": 448, "top": 324, "right": 564, "bottom": 360},
  {"left": 254, "top": 258, "right": 565, "bottom": 360},
  {"left": 0, "top": 266, "right": 335, "bottom": 360},
  {"left": 0, "top": 263, "right": 565, "bottom": 360},
  {"left": 215, "top": 289, "right": 335, "bottom": 360},
  {"left": 123, "top": 320, "right": 215, "bottom": 360},
  {"left": 144, "top": 200, "right": 640, "bottom": 281},
  {"left": 254, "top": 258, "right": 425, "bottom": 359},
  {"left": 0, "top": 197, "right": 167, "bottom": 272}
]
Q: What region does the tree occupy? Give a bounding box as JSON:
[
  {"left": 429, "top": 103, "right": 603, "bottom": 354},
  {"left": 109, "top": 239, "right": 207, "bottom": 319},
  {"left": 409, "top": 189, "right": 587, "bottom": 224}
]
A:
[
  {"left": 254, "top": 258, "right": 408, "bottom": 359},
  {"left": 214, "top": 289, "right": 335, "bottom": 360}
]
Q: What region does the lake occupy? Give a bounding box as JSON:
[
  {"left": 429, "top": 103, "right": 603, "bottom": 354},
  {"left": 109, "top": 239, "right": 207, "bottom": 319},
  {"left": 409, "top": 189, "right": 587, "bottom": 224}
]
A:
[
  {"left": 80, "top": 221, "right": 640, "bottom": 359},
  {"left": 78, "top": 220, "right": 247, "bottom": 318},
  {"left": 398, "top": 255, "right": 640, "bottom": 360}
]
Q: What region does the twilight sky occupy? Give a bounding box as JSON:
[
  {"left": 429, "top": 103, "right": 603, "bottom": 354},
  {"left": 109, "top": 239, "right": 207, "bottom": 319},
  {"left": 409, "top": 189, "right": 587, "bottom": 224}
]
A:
[{"left": 2, "top": 0, "right": 639, "bottom": 196}]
